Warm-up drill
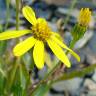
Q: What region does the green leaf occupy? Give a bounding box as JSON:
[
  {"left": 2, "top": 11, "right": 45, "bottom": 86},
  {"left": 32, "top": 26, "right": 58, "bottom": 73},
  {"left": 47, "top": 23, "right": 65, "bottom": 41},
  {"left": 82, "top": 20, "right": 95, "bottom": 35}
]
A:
[
  {"left": 12, "top": 66, "right": 23, "bottom": 96},
  {"left": 0, "top": 41, "right": 7, "bottom": 56},
  {"left": 0, "top": 73, "right": 5, "bottom": 95},
  {"left": 0, "top": 58, "right": 6, "bottom": 95},
  {"left": 5, "top": 59, "right": 18, "bottom": 92},
  {"left": 21, "top": 63, "right": 31, "bottom": 88},
  {"left": 12, "top": 62, "right": 31, "bottom": 96},
  {"left": 54, "top": 64, "right": 96, "bottom": 82},
  {"left": 0, "top": 25, "right": 7, "bottom": 56}
]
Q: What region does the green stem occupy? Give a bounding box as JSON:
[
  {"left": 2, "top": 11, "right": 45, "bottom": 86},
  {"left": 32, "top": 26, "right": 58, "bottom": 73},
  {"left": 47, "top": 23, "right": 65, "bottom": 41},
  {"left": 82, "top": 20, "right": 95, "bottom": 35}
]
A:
[
  {"left": 69, "top": 39, "right": 76, "bottom": 49},
  {"left": 8, "top": 0, "right": 20, "bottom": 91},
  {"left": 66, "top": 38, "right": 76, "bottom": 54},
  {"left": 4, "top": 0, "right": 10, "bottom": 30},
  {"left": 16, "top": 0, "right": 19, "bottom": 30}
]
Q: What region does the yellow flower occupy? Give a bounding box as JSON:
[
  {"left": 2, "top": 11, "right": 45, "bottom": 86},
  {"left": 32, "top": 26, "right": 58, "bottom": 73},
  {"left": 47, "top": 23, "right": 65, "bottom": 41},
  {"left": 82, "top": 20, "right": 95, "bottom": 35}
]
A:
[
  {"left": 71, "top": 8, "right": 91, "bottom": 41},
  {"left": 78, "top": 8, "right": 91, "bottom": 26},
  {"left": 0, "top": 6, "right": 80, "bottom": 69}
]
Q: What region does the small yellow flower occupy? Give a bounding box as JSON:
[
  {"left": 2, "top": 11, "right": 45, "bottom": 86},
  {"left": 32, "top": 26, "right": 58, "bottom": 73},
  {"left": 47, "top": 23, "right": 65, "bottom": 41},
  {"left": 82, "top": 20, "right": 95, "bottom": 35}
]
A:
[
  {"left": 78, "top": 8, "right": 91, "bottom": 26},
  {"left": 0, "top": 6, "right": 80, "bottom": 69},
  {"left": 72, "top": 8, "right": 91, "bottom": 41}
]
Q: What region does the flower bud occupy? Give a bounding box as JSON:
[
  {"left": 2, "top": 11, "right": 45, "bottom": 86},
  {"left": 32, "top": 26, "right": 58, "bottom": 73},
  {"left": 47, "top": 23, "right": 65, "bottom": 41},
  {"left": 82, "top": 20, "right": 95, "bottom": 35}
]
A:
[
  {"left": 71, "top": 8, "right": 91, "bottom": 41},
  {"left": 78, "top": 8, "right": 91, "bottom": 27}
]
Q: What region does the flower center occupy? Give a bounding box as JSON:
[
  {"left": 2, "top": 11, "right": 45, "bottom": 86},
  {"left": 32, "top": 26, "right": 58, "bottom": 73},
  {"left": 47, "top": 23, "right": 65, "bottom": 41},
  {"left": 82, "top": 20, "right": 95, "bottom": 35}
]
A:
[{"left": 32, "top": 18, "right": 52, "bottom": 41}]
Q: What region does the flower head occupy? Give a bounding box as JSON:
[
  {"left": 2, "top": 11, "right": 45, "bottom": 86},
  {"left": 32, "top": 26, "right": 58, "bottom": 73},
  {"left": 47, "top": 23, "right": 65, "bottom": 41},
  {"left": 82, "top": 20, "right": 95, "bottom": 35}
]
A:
[
  {"left": 0, "top": 6, "right": 80, "bottom": 69},
  {"left": 78, "top": 8, "right": 91, "bottom": 26},
  {"left": 32, "top": 18, "right": 52, "bottom": 41},
  {"left": 71, "top": 8, "right": 91, "bottom": 41}
]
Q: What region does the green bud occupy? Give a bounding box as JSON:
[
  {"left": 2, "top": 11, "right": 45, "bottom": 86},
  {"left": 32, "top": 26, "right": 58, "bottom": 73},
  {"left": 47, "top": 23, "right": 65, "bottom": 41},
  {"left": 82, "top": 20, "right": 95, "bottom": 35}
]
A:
[{"left": 71, "top": 24, "right": 87, "bottom": 41}]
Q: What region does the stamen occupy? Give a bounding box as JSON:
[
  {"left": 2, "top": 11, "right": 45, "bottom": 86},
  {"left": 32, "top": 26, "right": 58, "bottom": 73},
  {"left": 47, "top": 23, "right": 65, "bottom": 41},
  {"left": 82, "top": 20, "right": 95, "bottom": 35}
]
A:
[{"left": 32, "top": 18, "right": 52, "bottom": 41}]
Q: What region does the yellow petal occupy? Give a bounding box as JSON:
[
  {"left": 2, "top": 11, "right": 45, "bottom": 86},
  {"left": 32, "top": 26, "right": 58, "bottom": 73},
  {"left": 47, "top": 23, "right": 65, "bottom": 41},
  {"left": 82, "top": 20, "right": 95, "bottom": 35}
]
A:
[
  {"left": 13, "top": 37, "right": 36, "bottom": 56},
  {"left": 22, "top": 6, "right": 37, "bottom": 25},
  {"left": 0, "top": 29, "right": 31, "bottom": 40},
  {"left": 51, "top": 36, "right": 80, "bottom": 62},
  {"left": 33, "top": 40, "right": 44, "bottom": 69},
  {"left": 47, "top": 39, "right": 71, "bottom": 68}
]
